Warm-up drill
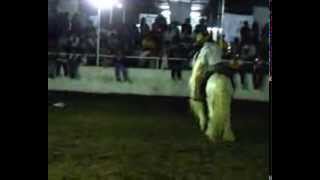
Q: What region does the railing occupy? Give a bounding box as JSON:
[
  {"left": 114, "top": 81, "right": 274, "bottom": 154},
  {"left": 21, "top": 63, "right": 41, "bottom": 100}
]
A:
[{"left": 48, "top": 51, "right": 269, "bottom": 68}]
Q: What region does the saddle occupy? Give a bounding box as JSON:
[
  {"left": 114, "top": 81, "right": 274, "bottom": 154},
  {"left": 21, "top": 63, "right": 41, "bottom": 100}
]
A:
[{"left": 199, "top": 62, "right": 234, "bottom": 100}]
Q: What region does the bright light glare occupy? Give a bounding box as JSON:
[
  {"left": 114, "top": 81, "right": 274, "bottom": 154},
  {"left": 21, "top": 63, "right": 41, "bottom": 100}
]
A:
[
  {"left": 190, "top": 11, "right": 200, "bottom": 18},
  {"left": 88, "top": 0, "right": 120, "bottom": 9},
  {"left": 159, "top": 4, "right": 169, "bottom": 10},
  {"left": 116, "top": 3, "right": 122, "bottom": 8},
  {"left": 191, "top": 5, "right": 202, "bottom": 11},
  {"left": 207, "top": 27, "right": 223, "bottom": 41},
  {"left": 161, "top": 10, "right": 171, "bottom": 24},
  {"left": 161, "top": 10, "right": 171, "bottom": 16}
]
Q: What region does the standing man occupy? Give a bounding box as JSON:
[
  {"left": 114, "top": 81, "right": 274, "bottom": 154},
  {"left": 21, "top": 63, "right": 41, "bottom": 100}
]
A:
[
  {"left": 240, "top": 21, "right": 250, "bottom": 46},
  {"left": 56, "top": 33, "right": 69, "bottom": 77},
  {"left": 113, "top": 50, "right": 130, "bottom": 82},
  {"left": 181, "top": 18, "right": 192, "bottom": 37}
]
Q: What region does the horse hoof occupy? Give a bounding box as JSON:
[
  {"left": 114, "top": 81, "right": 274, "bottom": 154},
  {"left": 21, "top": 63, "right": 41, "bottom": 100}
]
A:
[{"left": 223, "top": 135, "right": 236, "bottom": 142}]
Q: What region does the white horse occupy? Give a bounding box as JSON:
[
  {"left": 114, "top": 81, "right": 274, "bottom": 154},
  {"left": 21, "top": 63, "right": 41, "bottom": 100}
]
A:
[{"left": 189, "top": 42, "right": 235, "bottom": 143}]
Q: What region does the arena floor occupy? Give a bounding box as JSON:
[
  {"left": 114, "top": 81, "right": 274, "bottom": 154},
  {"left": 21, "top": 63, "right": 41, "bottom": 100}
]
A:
[{"left": 48, "top": 92, "right": 269, "bottom": 180}]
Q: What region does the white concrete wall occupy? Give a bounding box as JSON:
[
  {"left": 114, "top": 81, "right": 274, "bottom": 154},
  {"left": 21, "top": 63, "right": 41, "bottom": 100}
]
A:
[
  {"left": 253, "top": 6, "right": 270, "bottom": 30},
  {"left": 48, "top": 66, "right": 269, "bottom": 102},
  {"left": 222, "top": 13, "right": 254, "bottom": 42},
  {"left": 170, "top": 2, "right": 191, "bottom": 24},
  {"left": 57, "top": 0, "right": 79, "bottom": 16}
]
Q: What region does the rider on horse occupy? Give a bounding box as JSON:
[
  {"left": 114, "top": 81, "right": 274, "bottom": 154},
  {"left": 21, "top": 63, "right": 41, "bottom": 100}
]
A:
[{"left": 190, "top": 41, "right": 233, "bottom": 102}]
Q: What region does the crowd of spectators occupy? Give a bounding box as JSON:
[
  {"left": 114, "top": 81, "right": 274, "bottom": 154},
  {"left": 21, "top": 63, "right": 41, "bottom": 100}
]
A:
[
  {"left": 228, "top": 21, "right": 270, "bottom": 88},
  {"left": 48, "top": 11, "right": 269, "bottom": 86},
  {"left": 48, "top": 11, "right": 96, "bottom": 79}
]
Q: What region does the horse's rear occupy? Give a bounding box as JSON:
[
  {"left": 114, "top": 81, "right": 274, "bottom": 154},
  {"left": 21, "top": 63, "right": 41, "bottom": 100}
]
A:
[
  {"left": 205, "top": 74, "right": 235, "bottom": 143},
  {"left": 189, "top": 42, "right": 235, "bottom": 143}
]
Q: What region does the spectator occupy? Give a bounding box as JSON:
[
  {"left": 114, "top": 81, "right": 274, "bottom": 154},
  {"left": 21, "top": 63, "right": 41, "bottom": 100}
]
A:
[
  {"left": 113, "top": 50, "right": 129, "bottom": 82},
  {"left": 57, "top": 12, "right": 70, "bottom": 37},
  {"left": 260, "top": 23, "right": 269, "bottom": 62},
  {"left": 68, "top": 49, "right": 82, "bottom": 79},
  {"left": 181, "top": 18, "right": 192, "bottom": 37},
  {"left": 194, "top": 31, "right": 209, "bottom": 51},
  {"left": 69, "top": 33, "right": 80, "bottom": 50},
  {"left": 77, "top": 35, "right": 88, "bottom": 67},
  {"left": 193, "top": 19, "right": 209, "bottom": 56},
  {"left": 117, "top": 23, "right": 131, "bottom": 53},
  {"left": 251, "top": 21, "right": 260, "bottom": 47},
  {"left": 219, "top": 34, "right": 229, "bottom": 58},
  {"left": 108, "top": 32, "right": 121, "bottom": 53},
  {"left": 229, "top": 54, "right": 242, "bottom": 71},
  {"left": 85, "top": 31, "right": 97, "bottom": 65},
  {"left": 129, "top": 24, "right": 140, "bottom": 50},
  {"left": 240, "top": 21, "right": 250, "bottom": 46},
  {"left": 253, "top": 57, "right": 268, "bottom": 89},
  {"left": 194, "top": 18, "right": 208, "bottom": 34},
  {"left": 142, "top": 32, "right": 156, "bottom": 51},
  {"left": 168, "top": 35, "right": 183, "bottom": 80},
  {"left": 231, "top": 37, "right": 241, "bottom": 57},
  {"left": 180, "top": 31, "right": 193, "bottom": 65},
  {"left": 240, "top": 43, "right": 256, "bottom": 62},
  {"left": 229, "top": 54, "right": 242, "bottom": 87},
  {"left": 71, "top": 13, "right": 81, "bottom": 35},
  {"left": 87, "top": 31, "right": 96, "bottom": 49},
  {"left": 86, "top": 18, "right": 95, "bottom": 34},
  {"left": 162, "top": 27, "right": 173, "bottom": 68},
  {"left": 159, "top": 23, "right": 179, "bottom": 68},
  {"left": 152, "top": 14, "right": 167, "bottom": 33},
  {"left": 100, "top": 28, "right": 109, "bottom": 54},
  {"left": 238, "top": 44, "right": 255, "bottom": 84},
  {"left": 48, "top": 52, "right": 57, "bottom": 79},
  {"left": 152, "top": 15, "right": 168, "bottom": 55},
  {"left": 164, "top": 23, "right": 179, "bottom": 45},
  {"left": 48, "top": 12, "right": 59, "bottom": 49},
  {"left": 79, "top": 34, "right": 87, "bottom": 53},
  {"left": 56, "top": 34, "right": 69, "bottom": 77},
  {"left": 140, "top": 17, "right": 150, "bottom": 44},
  {"left": 68, "top": 33, "right": 81, "bottom": 79},
  {"left": 139, "top": 32, "right": 156, "bottom": 67}
]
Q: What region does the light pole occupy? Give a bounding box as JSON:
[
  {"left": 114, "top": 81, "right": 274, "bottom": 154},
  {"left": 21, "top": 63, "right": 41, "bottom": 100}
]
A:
[
  {"left": 122, "top": 5, "right": 125, "bottom": 24},
  {"left": 221, "top": 0, "right": 225, "bottom": 28},
  {"left": 96, "top": 8, "right": 101, "bottom": 65},
  {"left": 109, "top": 7, "right": 113, "bottom": 24},
  {"left": 88, "top": 0, "right": 123, "bottom": 66}
]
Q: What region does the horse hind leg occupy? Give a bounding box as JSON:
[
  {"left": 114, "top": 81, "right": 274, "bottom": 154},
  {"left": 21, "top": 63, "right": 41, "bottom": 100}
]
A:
[
  {"left": 222, "top": 114, "right": 235, "bottom": 142},
  {"left": 205, "top": 80, "right": 235, "bottom": 143},
  {"left": 205, "top": 94, "right": 224, "bottom": 143},
  {"left": 190, "top": 99, "right": 207, "bottom": 132},
  {"left": 220, "top": 95, "right": 235, "bottom": 142}
]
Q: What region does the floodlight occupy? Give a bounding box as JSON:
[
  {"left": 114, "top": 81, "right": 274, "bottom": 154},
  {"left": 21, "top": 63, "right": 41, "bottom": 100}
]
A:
[
  {"left": 88, "top": 0, "right": 119, "bottom": 10},
  {"left": 190, "top": 11, "right": 200, "bottom": 18},
  {"left": 161, "top": 10, "right": 171, "bottom": 16},
  {"left": 116, "top": 3, "right": 123, "bottom": 9},
  {"left": 159, "top": 4, "right": 169, "bottom": 10},
  {"left": 191, "top": 5, "right": 201, "bottom": 11}
]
